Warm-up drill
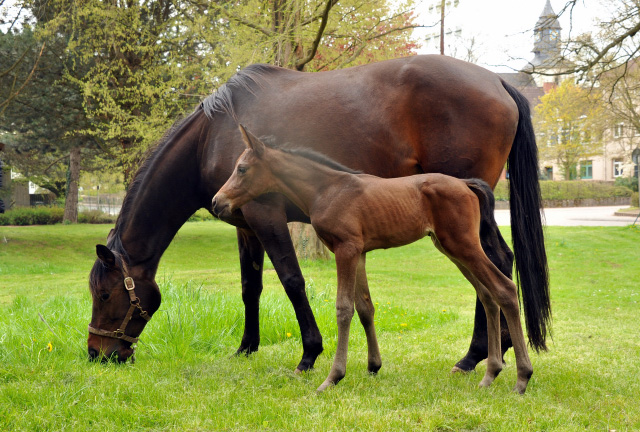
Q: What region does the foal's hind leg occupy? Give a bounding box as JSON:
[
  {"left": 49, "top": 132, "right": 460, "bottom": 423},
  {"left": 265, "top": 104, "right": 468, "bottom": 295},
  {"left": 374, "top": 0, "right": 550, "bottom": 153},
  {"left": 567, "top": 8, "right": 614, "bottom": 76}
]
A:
[
  {"left": 354, "top": 254, "right": 382, "bottom": 374},
  {"left": 455, "top": 254, "right": 533, "bottom": 394},
  {"left": 454, "top": 229, "right": 514, "bottom": 373},
  {"left": 453, "top": 264, "right": 504, "bottom": 388}
]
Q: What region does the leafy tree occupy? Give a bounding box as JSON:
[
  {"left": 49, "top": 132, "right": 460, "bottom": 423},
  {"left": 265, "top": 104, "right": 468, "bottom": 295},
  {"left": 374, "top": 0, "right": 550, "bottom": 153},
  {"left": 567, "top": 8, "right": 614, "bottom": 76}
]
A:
[
  {"left": 534, "top": 80, "right": 605, "bottom": 180},
  {"left": 0, "top": 21, "right": 97, "bottom": 222}
]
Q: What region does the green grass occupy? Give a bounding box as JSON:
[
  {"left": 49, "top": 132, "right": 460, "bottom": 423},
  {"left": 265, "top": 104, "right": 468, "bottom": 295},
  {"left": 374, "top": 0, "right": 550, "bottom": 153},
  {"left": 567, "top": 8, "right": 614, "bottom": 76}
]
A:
[{"left": 1, "top": 221, "right": 639, "bottom": 431}]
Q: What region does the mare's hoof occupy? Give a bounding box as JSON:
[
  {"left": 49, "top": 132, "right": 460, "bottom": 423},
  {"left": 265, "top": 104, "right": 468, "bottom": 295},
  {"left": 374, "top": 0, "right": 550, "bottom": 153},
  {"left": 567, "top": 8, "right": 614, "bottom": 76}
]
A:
[{"left": 451, "top": 365, "right": 474, "bottom": 374}]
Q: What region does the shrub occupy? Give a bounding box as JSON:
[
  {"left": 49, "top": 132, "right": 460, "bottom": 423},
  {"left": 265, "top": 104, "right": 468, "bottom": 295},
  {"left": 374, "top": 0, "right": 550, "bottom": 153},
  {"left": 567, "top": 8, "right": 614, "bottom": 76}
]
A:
[
  {"left": 0, "top": 206, "right": 114, "bottom": 225},
  {"left": 188, "top": 208, "right": 216, "bottom": 222},
  {"left": 614, "top": 176, "right": 639, "bottom": 192},
  {"left": 78, "top": 210, "right": 117, "bottom": 224},
  {"left": 494, "top": 180, "right": 632, "bottom": 202}
]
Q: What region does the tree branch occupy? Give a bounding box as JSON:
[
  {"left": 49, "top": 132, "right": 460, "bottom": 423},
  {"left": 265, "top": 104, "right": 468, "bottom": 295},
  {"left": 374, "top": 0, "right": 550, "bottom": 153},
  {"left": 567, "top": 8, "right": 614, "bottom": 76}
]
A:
[
  {"left": 295, "top": 0, "right": 335, "bottom": 70},
  {"left": 210, "top": 3, "right": 275, "bottom": 37},
  {"left": 0, "top": 41, "right": 46, "bottom": 115}
]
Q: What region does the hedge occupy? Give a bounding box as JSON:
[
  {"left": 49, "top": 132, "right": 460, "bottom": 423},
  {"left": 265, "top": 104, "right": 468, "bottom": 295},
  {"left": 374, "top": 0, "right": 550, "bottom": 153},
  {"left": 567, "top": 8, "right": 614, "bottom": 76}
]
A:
[
  {"left": 0, "top": 207, "right": 116, "bottom": 226},
  {"left": 494, "top": 180, "right": 633, "bottom": 202}
]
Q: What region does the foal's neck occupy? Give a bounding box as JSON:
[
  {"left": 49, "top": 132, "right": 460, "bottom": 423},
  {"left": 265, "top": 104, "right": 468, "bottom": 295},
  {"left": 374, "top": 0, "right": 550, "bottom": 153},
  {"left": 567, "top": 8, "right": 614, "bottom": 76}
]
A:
[{"left": 268, "top": 151, "right": 354, "bottom": 216}]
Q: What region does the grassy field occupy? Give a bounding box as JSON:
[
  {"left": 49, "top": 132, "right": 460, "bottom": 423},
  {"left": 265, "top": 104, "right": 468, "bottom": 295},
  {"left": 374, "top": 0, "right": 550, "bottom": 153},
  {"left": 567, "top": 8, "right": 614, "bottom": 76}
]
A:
[{"left": 0, "top": 221, "right": 639, "bottom": 431}]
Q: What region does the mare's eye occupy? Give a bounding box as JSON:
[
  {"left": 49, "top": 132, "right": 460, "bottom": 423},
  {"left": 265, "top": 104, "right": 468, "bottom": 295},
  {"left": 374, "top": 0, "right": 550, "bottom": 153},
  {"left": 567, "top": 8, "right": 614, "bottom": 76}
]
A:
[
  {"left": 237, "top": 166, "right": 248, "bottom": 175},
  {"left": 101, "top": 292, "right": 110, "bottom": 302}
]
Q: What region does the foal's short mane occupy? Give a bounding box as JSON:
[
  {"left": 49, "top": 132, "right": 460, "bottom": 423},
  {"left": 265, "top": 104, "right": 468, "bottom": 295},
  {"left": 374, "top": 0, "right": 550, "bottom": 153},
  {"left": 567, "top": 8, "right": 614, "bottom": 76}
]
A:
[
  {"left": 201, "top": 64, "right": 278, "bottom": 120},
  {"left": 268, "top": 141, "right": 361, "bottom": 175}
]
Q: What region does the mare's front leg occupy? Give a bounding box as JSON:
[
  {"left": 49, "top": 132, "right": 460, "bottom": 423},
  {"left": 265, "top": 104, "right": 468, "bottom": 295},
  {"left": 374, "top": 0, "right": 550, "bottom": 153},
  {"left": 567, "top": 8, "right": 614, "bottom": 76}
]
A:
[
  {"left": 242, "top": 197, "right": 323, "bottom": 372},
  {"left": 235, "top": 228, "right": 265, "bottom": 355},
  {"left": 317, "top": 245, "right": 361, "bottom": 392},
  {"left": 354, "top": 254, "right": 382, "bottom": 374}
]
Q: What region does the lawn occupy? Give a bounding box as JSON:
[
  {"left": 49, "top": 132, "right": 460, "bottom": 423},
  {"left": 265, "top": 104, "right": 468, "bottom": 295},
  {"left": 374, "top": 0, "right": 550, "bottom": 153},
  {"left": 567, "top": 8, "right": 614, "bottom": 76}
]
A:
[{"left": 0, "top": 221, "right": 639, "bottom": 431}]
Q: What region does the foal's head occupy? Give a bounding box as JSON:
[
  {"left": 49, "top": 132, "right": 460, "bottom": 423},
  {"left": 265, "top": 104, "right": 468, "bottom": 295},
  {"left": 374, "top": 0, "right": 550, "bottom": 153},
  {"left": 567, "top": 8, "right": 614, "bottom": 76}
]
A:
[{"left": 212, "top": 124, "right": 275, "bottom": 218}]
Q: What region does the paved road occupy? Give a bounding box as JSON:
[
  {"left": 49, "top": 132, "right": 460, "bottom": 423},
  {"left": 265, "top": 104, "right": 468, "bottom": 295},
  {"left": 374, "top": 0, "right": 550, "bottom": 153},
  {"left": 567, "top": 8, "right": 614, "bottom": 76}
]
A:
[{"left": 494, "top": 206, "right": 639, "bottom": 227}]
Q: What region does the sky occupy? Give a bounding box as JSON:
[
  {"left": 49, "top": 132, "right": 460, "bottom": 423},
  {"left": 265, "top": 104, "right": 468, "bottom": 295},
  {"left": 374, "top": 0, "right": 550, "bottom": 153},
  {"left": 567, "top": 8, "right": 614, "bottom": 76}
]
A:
[{"left": 411, "top": 0, "right": 611, "bottom": 72}]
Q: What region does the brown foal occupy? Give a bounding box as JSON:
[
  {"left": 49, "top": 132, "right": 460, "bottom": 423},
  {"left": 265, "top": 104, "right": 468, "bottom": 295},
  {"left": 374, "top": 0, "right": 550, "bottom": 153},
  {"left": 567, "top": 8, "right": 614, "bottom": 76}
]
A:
[{"left": 212, "top": 125, "right": 533, "bottom": 394}]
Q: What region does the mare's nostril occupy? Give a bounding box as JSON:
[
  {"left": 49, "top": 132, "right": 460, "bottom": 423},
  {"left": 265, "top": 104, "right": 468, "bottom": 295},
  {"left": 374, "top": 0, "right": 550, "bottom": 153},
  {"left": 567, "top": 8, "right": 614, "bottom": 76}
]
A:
[{"left": 88, "top": 347, "right": 99, "bottom": 360}]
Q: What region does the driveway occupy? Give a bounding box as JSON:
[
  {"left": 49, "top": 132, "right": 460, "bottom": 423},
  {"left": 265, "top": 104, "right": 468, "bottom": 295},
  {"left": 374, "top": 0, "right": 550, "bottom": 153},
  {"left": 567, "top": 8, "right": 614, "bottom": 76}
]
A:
[{"left": 494, "top": 206, "right": 639, "bottom": 227}]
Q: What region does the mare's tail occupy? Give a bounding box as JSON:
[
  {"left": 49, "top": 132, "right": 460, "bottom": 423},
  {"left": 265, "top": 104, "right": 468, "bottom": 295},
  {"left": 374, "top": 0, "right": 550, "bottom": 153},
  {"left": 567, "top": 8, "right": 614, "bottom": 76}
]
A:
[{"left": 500, "top": 80, "right": 551, "bottom": 352}]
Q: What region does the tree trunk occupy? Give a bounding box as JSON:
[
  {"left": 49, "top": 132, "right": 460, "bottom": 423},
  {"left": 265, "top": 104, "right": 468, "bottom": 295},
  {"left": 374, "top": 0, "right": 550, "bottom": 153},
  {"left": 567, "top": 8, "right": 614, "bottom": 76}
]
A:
[
  {"left": 63, "top": 146, "right": 81, "bottom": 223},
  {"left": 288, "top": 222, "right": 332, "bottom": 261}
]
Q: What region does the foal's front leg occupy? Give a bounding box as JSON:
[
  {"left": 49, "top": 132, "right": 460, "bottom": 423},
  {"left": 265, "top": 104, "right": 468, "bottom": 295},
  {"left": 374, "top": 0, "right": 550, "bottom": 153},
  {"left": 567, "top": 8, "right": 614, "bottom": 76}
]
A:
[{"left": 317, "top": 245, "right": 361, "bottom": 392}]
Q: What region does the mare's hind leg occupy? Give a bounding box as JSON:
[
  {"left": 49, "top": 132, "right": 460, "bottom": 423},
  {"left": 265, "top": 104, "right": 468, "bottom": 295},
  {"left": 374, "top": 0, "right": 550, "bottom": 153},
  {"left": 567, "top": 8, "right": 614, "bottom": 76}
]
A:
[
  {"left": 454, "top": 229, "right": 513, "bottom": 373},
  {"left": 354, "top": 254, "right": 382, "bottom": 374},
  {"left": 235, "top": 228, "right": 265, "bottom": 355},
  {"left": 242, "top": 198, "right": 323, "bottom": 372}
]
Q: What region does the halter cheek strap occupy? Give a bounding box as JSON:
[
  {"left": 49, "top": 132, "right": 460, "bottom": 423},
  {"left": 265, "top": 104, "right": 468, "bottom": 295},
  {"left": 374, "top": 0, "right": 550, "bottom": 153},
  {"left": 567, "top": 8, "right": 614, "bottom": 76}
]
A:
[{"left": 88, "top": 277, "right": 151, "bottom": 344}]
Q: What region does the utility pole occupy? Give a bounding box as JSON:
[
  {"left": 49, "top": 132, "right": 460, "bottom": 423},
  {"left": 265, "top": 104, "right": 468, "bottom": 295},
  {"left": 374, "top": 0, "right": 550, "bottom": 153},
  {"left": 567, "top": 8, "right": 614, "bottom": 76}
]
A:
[{"left": 440, "top": 0, "right": 445, "bottom": 55}]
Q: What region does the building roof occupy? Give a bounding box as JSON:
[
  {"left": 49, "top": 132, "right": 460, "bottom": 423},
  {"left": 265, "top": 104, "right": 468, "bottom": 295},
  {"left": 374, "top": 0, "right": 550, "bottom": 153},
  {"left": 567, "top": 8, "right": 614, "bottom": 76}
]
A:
[{"left": 498, "top": 72, "right": 545, "bottom": 107}]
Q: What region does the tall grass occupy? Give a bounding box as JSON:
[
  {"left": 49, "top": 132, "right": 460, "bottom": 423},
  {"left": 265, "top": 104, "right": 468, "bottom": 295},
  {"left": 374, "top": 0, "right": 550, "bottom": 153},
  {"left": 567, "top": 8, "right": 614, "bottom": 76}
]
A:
[{"left": 1, "top": 222, "right": 639, "bottom": 431}]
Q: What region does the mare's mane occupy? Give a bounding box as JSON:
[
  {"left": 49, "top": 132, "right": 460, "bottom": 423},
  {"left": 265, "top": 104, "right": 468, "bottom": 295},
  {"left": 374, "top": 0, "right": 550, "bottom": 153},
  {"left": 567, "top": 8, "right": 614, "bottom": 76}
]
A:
[
  {"left": 89, "top": 108, "right": 204, "bottom": 296},
  {"left": 201, "top": 64, "right": 279, "bottom": 120}
]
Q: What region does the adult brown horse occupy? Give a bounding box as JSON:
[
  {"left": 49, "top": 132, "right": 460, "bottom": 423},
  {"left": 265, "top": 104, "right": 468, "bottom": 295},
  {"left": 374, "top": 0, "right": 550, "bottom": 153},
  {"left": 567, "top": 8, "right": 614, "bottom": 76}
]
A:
[
  {"left": 212, "top": 125, "right": 535, "bottom": 394},
  {"left": 87, "top": 55, "right": 550, "bottom": 373}
]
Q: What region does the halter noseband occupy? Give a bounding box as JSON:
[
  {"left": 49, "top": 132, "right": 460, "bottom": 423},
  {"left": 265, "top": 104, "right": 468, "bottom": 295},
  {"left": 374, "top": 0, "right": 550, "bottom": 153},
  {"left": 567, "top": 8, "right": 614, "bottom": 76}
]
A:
[{"left": 88, "top": 276, "right": 151, "bottom": 344}]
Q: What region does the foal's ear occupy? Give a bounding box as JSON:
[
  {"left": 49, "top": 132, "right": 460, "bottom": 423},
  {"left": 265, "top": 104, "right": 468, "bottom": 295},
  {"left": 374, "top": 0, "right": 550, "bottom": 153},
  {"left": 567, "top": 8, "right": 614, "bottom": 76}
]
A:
[
  {"left": 238, "top": 124, "right": 265, "bottom": 158},
  {"left": 96, "top": 244, "right": 116, "bottom": 267}
]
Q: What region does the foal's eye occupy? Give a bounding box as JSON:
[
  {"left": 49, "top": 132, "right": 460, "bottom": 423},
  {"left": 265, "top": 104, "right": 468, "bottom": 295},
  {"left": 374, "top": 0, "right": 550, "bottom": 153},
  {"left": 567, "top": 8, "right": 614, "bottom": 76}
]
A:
[
  {"left": 237, "top": 166, "right": 248, "bottom": 175},
  {"left": 101, "top": 292, "right": 110, "bottom": 301}
]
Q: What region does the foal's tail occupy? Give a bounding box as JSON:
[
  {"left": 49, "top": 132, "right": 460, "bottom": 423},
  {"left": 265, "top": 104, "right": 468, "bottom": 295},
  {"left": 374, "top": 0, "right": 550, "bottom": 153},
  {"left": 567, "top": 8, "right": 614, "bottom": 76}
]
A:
[
  {"left": 501, "top": 80, "right": 551, "bottom": 353},
  {"left": 465, "top": 179, "right": 503, "bottom": 264}
]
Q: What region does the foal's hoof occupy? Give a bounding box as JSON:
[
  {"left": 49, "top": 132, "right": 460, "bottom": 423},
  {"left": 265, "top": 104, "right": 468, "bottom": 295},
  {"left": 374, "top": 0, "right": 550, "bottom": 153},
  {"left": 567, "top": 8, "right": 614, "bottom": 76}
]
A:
[{"left": 316, "top": 380, "right": 335, "bottom": 393}]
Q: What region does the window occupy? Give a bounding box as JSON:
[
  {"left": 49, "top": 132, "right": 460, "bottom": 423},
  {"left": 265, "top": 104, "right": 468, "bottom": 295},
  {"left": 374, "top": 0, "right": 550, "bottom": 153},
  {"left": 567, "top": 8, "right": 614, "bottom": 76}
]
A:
[
  {"left": 580, "top": 161, "right": 593, "bottom": 179},
  {"left": 544, "top": 166, "right": 553, "bottom": 180},
  {"left": 614, "top": 123, "right": 624, "bottom": 138},
  {"left": 613, "top": 159, "right": 624, "bottom": 177}
]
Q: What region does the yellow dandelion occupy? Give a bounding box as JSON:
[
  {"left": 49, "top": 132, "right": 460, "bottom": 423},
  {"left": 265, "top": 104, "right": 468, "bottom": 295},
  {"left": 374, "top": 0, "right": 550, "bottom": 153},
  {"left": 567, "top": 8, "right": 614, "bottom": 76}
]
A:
[
  {"left": 47, "top": 342, "right": 53, "bottom": 352},
  {"left": 400, "top": 323, "right": 407, "bottom": 327},
  {"left": 442, "top": 309, "right": 447, "bottom": 312},
  {"left": 286, "top": 332, "right": 292, "bottom": 338}
]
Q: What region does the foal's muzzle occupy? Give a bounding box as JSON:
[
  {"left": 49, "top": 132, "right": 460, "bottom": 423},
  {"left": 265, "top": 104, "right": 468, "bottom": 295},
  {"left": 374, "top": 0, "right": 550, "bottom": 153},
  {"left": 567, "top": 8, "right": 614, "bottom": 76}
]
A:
[{"left": 211, "top": 194, "right": 231, "bottom": 218}]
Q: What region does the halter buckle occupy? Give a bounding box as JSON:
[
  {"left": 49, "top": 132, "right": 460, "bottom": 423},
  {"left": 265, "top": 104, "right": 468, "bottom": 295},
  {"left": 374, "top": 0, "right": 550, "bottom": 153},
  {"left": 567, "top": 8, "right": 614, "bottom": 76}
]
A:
[{"left": 124, "top": 277, "right": 135, "bottom": 291}]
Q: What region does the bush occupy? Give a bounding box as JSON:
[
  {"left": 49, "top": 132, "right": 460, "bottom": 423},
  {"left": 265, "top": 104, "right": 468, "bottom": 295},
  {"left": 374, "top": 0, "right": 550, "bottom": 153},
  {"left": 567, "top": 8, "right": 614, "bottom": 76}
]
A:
[
  {"left": 78, "top": 210, "right": 117, "bottom": 224},
  {"left": 0, "top": 207, "right": 114, "bottom": 225},
  {"left": 614, "top": 176, "right": 639, "bottom": 192},
  {"left": 494, "top": 180, "right": 632, "bottom": 202},
  {"left": 187, "top": 208, "right": 216, "bottom": 222}
]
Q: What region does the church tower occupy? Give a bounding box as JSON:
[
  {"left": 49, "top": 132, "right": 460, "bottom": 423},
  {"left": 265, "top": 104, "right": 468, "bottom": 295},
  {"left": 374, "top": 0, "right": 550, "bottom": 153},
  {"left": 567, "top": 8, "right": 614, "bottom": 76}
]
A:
[
  {"left": 532, "top": 0, "right": 562, "bottom": 66},
  {"left": 529, "top": 0, "right": 564, "bottom": 87}
]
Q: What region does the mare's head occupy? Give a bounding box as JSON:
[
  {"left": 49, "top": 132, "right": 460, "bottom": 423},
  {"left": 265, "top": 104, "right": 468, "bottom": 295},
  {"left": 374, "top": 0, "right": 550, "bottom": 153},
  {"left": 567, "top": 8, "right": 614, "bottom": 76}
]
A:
[
  {"left": 211, "top": 124, "right": 275, "bottom": 218},
  {"left": 87, "top": 242, "right": 161, "bottom": 363}
]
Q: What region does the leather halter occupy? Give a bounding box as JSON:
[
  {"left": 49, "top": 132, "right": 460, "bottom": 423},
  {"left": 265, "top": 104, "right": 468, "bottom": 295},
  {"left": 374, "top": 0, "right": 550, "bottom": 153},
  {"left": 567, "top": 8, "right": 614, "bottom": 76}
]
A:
[{"left": 88, "top": 276, "right": 151, "bottom": 344}]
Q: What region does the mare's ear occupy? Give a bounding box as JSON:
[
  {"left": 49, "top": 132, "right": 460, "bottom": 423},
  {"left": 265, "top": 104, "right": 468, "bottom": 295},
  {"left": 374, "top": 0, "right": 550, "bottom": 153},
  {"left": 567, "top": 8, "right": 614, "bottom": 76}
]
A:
[
  {"left": 96, "top": 245, "right": 116, "bottom": 267},
  {"left": 238, "top": 124, "right": 265, "bottom": 158}
]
